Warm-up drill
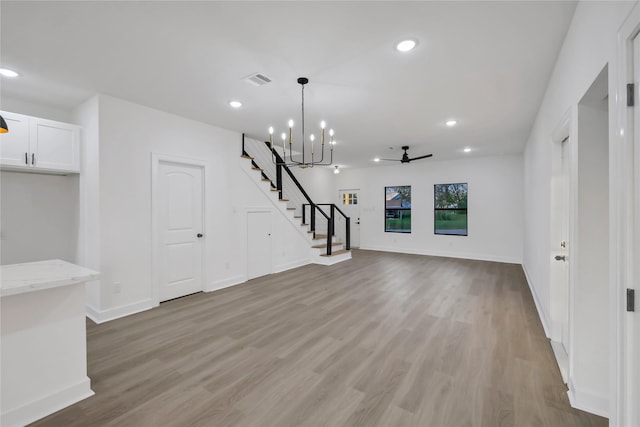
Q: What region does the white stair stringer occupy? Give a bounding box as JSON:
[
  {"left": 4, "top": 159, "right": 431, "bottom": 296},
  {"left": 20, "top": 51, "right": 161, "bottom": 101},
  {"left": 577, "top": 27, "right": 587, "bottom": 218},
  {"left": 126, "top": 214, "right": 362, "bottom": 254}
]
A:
[{"left": 239, "top": 156, "right": 351, "bottom": 266}]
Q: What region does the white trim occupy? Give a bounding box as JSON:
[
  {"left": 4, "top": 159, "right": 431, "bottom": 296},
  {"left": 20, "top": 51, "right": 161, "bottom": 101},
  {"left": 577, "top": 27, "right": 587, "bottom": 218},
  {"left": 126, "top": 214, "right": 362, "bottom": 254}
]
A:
[
  {"left": 206, "top": 275, "right": 246, "bottom": 293},
  {"left": 522, "top": 262, "right": 552, "bottom": 338},
  {"left": 567, "top": 378, "right": 609, "bottom": 419},
  {"left": 312, "top": 251, "right": 352, "bottom": 265},
  {"left": 151, "top": 152, "right": 207, "bottom": 307},
  {"left": 614, "top": 4, "right": 640, "bottom": 426},
  {"left": 550, "top": 340, "right": 569, "bottom": 384},
  {"left": 548, "top": 107, "right": 573, "bottom": 372},
  {"left": 0, "top": 378, "right": 93, "bottom": 427},
  {"left": 85, "top": 299, "right": 153, "bottom": 324},
  {"left": 358, "top": 245, "right": 521, "bottom": 265}
]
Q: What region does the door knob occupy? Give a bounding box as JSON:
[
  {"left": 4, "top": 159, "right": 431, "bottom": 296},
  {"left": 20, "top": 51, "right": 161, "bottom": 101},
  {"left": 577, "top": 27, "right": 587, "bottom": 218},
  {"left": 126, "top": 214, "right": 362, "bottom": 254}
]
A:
[
  {"left": 197, "top": 233, "right": 203, "bottom": 238},
  {"left": 555, "top": 255, "right": 566, "bottom": 261}
]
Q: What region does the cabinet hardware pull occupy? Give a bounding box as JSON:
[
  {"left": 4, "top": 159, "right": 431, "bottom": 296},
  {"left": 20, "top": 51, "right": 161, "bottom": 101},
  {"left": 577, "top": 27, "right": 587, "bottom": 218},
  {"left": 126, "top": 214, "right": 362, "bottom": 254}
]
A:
[
  {"left": 31, "top": 153, "right": 35, "bottom": 165},
  {"left": 25, "top": 152, "right": 28, "bottom": 165}
]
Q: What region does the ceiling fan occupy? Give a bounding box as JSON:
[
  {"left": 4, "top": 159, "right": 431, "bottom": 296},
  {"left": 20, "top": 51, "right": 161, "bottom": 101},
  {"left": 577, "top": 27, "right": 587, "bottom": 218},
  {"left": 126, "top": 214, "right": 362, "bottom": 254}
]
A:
[{"left": 381, "top": 146, "right": 433, "bottom": 164}]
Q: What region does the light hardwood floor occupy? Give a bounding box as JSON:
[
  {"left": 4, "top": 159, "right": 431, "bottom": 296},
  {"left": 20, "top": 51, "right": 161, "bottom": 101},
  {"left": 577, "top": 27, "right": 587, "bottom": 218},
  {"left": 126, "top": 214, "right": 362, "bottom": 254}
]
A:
[{"left": 32, "top": 250, "right": 606, "bottom": 427}]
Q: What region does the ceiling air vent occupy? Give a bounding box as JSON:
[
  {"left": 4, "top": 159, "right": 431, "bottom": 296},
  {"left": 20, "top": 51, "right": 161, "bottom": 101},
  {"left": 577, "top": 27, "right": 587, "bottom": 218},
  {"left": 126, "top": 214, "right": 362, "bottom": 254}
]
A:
[{"left": 243, "top": 73, "right": 272, "bottom": 87}]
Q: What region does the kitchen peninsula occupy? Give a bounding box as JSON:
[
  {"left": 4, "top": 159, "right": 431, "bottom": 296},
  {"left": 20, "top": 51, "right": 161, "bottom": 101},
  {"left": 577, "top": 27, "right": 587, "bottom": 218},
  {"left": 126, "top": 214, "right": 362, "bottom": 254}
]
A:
[{"left": 1, "top": 259, "right": 99, "bottom": 427}]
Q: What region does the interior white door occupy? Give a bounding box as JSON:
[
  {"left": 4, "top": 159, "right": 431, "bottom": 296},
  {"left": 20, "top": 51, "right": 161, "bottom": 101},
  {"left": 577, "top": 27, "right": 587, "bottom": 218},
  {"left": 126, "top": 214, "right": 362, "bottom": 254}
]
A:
[
  {"left": 157, "top": 162, "right": 204, "bottom": 302},
  {"left": 338, "top": 189, "right": 360, "bottom": 248},
  {"left": 247, "top": 211, "right": 272, "bottom": 280}
]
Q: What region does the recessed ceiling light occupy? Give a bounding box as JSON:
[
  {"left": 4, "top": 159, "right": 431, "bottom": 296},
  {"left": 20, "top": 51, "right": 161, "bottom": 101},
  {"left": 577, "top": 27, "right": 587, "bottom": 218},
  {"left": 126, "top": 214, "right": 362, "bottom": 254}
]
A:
[
  {"left": 228, "top": 100, "right": 242, "bottom": 108},
  {"left": 334, "top": 165, "right": 340, "bottom": 174},
  {"left": 0, "top": 68, "right": 19, "bottom": 78},
  {"left": 396, "top": 39, "right": 417, "bottom": 52},
  {"left": 374, "top": 157, "right": 380, "bottom": 162},
  {"left": 446, "top": 120, "right": 457, "bottom": 127},
  {"left": 464, "top": 147, "right": 471, "bottom": 153}
]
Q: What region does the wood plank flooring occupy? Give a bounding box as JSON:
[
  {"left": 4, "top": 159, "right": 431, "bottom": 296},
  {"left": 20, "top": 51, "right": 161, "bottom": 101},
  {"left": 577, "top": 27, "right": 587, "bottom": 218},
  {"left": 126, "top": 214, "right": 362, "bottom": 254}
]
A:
[{"left": 31, "top": 250, "right": 606, "bottom": 427}]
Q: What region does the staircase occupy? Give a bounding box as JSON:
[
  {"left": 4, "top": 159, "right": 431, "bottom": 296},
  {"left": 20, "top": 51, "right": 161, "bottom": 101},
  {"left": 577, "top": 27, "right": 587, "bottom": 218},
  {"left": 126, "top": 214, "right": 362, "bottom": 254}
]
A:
[{"left": 240, "top": 135, "right": 351, "bottom": 266}]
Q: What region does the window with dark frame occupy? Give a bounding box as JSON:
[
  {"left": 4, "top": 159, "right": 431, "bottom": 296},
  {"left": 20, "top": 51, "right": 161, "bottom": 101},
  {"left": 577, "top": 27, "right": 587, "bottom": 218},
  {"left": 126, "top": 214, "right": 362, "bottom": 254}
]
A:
[
  {"left": 434, "top": 183, "right": 468, "bottom": 236},
  {"left": 385, "top": 186, "right": 411, "bottom": 233}
]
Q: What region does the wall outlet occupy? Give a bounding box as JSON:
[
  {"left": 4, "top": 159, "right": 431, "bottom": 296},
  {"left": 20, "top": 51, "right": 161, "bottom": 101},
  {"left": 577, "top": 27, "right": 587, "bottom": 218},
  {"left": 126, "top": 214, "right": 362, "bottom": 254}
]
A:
[{"left": 113, "top": 282, "right": 121, "bottom": 294}]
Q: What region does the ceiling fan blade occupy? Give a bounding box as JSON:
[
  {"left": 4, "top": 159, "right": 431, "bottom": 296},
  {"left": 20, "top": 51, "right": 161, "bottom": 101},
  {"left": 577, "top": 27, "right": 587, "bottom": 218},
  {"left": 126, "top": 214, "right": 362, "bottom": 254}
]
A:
[
  {"left": 408, "top": 154, "right": 433, "bottom": 161},
  {"left": 380, "top": 158, "right": 401, "bottom": 162}
]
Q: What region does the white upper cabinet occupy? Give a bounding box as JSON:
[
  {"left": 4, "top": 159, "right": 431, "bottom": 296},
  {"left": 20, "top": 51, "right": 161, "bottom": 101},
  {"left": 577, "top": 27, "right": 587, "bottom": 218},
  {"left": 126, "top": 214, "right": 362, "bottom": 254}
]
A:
[
  {"left": 0, "top": 111, "right": 80, "bottom": 174},
  {"left": 0, "top": 112, "right": 31, "bottom": 167}
]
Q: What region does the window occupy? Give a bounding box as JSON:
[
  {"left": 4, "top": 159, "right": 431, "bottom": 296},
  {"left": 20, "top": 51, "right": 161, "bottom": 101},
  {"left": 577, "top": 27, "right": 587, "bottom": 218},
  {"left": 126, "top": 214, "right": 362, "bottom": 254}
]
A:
[
  {"left": 434, "top": 183, "right": 468, "bottom": 236},
  {"left": 385, "top": 186, "right": 411, "bottom": 233},
  {"left": 342, "top": 192, "right": 358, "bottom": 205}
]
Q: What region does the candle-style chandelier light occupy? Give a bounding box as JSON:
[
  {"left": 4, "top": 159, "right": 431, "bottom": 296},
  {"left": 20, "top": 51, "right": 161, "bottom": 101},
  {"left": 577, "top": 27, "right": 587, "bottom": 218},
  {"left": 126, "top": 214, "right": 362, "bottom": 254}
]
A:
[{"left": 268, "top": 77, "right": 335, "bottom": 168}]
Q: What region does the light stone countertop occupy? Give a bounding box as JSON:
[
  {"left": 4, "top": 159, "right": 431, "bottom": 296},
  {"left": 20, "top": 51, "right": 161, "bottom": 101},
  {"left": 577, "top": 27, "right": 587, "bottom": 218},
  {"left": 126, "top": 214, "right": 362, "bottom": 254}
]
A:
[{"left": 0, "top": 259, "right": 100, "bottom": 297}]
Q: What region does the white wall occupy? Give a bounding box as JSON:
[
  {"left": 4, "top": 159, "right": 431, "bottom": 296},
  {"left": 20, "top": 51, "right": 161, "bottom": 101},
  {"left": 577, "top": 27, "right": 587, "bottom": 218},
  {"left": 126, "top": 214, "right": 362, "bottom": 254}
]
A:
[
  {"left": 335, "top": 154, "right": 523, "bottom": 263},
  {"left": 0, "top": 99, "right": 80, "bottom": 266},
  {"left": 0, "top": 171, "right": 79, "bottom": 265},
  {"left": 294, "top": 166, "right": 336, "bottom": 203},
  {"left": 86, "top": 95, "right": 311, "bottom": 321},
  {"left": 522, "top": 0, "right": 635, "bottom": 417},
  {"left": 0, "top": 96, "right": 74, "bottom": 124},
  {"left": 72, "top": 96, "right": 101, "bottom": 312}
]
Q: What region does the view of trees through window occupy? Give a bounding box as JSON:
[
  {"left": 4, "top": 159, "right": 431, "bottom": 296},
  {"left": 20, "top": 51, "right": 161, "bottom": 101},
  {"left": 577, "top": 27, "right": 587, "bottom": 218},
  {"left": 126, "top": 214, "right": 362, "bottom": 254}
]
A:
[
  {"left": 434, "top": 183, "right": 468, "bottom": 235},
  {"left": 385, "top": 186, "right": 411, "bottom": 233}
]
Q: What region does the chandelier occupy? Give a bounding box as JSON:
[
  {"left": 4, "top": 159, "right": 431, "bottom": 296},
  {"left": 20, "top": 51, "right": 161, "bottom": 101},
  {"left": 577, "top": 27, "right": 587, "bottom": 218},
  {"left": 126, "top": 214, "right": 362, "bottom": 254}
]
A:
[{"left": 268, "top": 77, "right": 335, "bottom": 168}]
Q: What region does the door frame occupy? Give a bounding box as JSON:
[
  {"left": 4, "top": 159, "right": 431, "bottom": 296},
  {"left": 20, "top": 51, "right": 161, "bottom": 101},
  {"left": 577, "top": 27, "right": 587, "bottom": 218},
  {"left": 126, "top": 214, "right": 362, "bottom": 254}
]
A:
[
  {"left": 244, "top": 207, "right": 273, "bottom": 281},
  {"left": 151, "top": 153, "right": 207, "bottom": 307},
  {"left": 614, "top": 5, "right": 640, "bottom": 425},
  {"left": 549, "top": 110, "right": 574, "bottom": 384}
]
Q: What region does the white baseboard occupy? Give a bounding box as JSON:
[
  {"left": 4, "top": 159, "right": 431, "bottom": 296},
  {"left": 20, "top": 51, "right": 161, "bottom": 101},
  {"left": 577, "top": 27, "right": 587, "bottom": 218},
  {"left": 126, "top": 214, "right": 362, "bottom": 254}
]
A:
[
  {"left": 550, "top": 340, "right": 569, "bottom": 384},
  {"left": 274, "top": 258, "right": 310, "bottom": 273},
  {"left": 1, "top": 377, "right": 94, "bottom": 427},
  {"left": 567, "top": 378, "right": 609, "bottom": 418},
  {"left": 358, "top": 245, "right": 521, "bottom": 264},
  {"left": 85, "top": 299, "right": 153, "bottom": 324},
  {"left": 521, "top": 263, "right": 551, "bottom": 338},
  {"left": 207, "top": 274, "right": 246, "bottom": 293}
]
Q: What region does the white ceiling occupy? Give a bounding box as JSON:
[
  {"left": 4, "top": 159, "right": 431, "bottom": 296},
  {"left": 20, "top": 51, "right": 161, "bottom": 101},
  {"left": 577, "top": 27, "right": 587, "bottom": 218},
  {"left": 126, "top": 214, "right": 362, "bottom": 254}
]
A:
[{"left": 0, "top": 1, "right": 576, "bottom": 169}]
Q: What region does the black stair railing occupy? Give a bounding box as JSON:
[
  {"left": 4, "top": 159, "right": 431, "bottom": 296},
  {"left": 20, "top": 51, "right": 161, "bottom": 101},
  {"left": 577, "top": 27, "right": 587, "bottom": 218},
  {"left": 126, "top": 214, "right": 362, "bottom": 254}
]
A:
[
  {"left": 305, "top": 204, "right": 351, "bottom": 255},
  {"left": 242, "top": 135, "right": 350, "bottom": 256},
  {"left": 317, "top": 204, "right": 351, "bottom": 252}
]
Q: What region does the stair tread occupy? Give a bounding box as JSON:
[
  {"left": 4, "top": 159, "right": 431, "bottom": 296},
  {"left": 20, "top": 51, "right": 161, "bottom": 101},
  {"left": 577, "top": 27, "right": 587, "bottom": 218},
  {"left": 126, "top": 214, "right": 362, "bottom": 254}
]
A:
[
  {"left": 313, "top": 235, "right": 337, "bottom": 240},
  {"left": 293, "top": 215, "right": 302, "bottom": 218},
  {"left": 320, "top": 249, "right": 350, "bottom": 257},
  {"left": 261, "top": 178, "right": 271, "bottom": 182},
  {"left": 252, "top": 167, "right": 263, "bottom": 171},
  {"left": 241, "top": 155, "right": 254, "bottom": 159},
  {"left": 312, "top": 242, "right": 342, "bottom": 248},
  {"left": 287, "top": 208, "right": 296, "bottom": 211},
  {"left": 270, "top": 189, "right": 279, "bottom": 192},
  {"left": 279, "top": 199, "right": 289, "bottom": 202}
]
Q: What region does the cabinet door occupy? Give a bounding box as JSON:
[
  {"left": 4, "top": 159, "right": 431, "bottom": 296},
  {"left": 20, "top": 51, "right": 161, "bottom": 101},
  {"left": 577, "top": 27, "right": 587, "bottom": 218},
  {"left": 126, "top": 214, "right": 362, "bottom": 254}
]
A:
[
  {"left": 30, "top": 118, "right": 80, "bottom": 172},
  {"left": 0, "top": 111, "right": 31, "bottom": 168}
]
